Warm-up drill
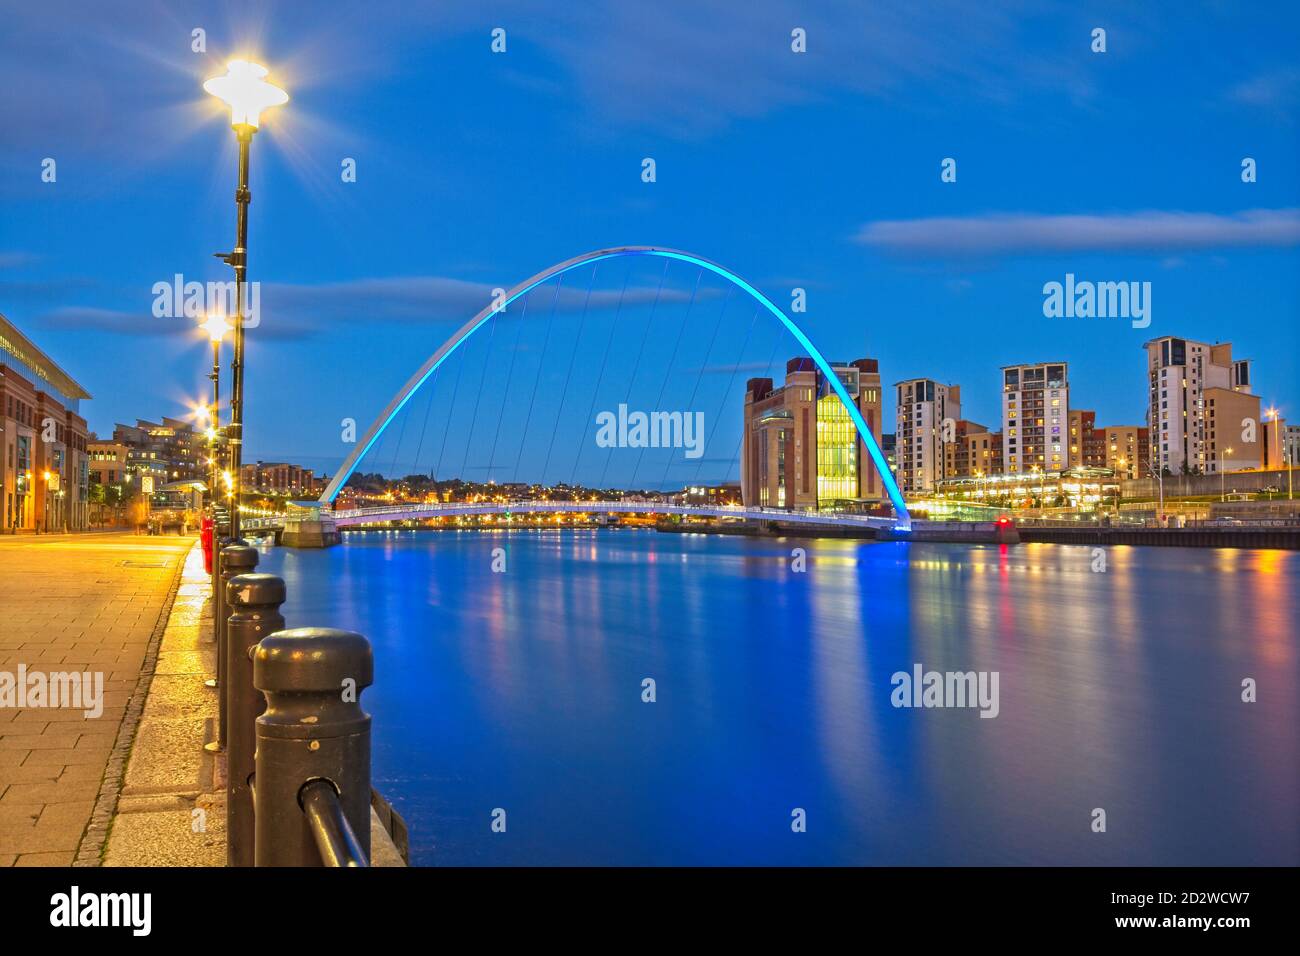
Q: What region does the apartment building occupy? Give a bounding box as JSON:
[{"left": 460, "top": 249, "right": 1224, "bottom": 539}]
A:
[
  {"left": 1096, "top": 425, "right": 1151, "bottom": 480},
  {"left": 1002, "top": 362, "right": 1069, "bottom": 474},
  {"left": 1144, "top": 337, "right": 1259, "bottom": 474},
  {"left": 894, "top": 379, "right": 960, "bottom": 494},
  {"left": 943, "top": 420, "right": 1003, "bottom": 478}
]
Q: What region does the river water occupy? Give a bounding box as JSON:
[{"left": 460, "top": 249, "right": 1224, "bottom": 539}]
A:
[{"left": 254, "top": 529, "right": 1298, "bottom": 866}]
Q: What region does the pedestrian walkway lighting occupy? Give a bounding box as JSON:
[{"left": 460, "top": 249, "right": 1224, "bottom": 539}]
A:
[
  {"left": 203, "top": 60, "right": 288, "bottom": 130},
  {"left": 203, "top": 59, "right": 287, "bottom": 541}
]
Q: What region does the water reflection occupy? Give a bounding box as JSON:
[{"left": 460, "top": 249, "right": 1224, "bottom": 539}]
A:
[{"left": 257, "top": 530, "right": 1299, "bottom": 866}]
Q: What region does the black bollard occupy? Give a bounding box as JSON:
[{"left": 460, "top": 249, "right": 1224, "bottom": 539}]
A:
[
  {"left": 252, "top": 627, "right": 373, "bottom": 866},
  {"left": 212, "top": 542, "right": 255, "bottom": 751},
  {"left": 224, "top": 572, "right": 285, "bottom": 867}
]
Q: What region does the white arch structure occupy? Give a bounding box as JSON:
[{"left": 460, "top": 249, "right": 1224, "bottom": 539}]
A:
[{"left": 318, "top": 247, "right": 912, "bottom": 530}]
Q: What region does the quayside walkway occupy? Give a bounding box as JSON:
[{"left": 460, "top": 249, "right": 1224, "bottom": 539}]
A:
[{"left": 0, "top": 532, "right": 193, "bottom": 866}]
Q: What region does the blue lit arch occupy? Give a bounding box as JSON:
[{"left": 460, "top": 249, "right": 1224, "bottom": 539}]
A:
[{"left": 319, "top": 247, "right": 912, "bottom": 529}]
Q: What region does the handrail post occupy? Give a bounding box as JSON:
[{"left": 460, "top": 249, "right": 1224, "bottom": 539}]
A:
[
  {"left": 252, "top": 627, "right": 373, "bottom": 866},
  {"left": 224, "top": 572, "right": 285, "bottom": 867},
  {"left": 208, "top": 542, "right": 255, "bottom": 753}
]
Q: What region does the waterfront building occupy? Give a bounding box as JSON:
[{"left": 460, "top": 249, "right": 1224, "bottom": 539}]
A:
[
  {"left": 1096, "top": 425, "right": 1151, "bottom": 480},
  {"left": 112, "top": 417, "right": 205, "bottom": 482},
  {"left": 742, "top": 356, "right": 886, "bottom": 509},
  {"left": 935, "top": 466, "right": 1119, "bottom": 510},
  {"left": 240, "top": 460, "right": 317, "bottom": 496},
  {"left": 1067, "top": 409, "right": 1107, "bottom": 468},
  {"left": 894, "top": 379, "right": 961, "bottom": 494},
  {"left": 1144, "top": 336, "right": 1258, "bottom": 475},
  {"left": 1285, "top": 424, "right": 1300, "bottom": 468},
  {"left": 0, "top": 312, "right": 92, "bottom": 532},
  {"left": 1261, "top": 416, "right": 1290, "bottom": 471},
  {"left": 1002, "top": 362, "right": 1070, "bottom": 474},
  {"left": 943, "top": 420, "right": 1003, "bottom": 479}
]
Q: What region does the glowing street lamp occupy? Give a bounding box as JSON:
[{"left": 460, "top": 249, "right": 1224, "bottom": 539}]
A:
[
  {"left": 203, "top": 59, "right": 287, "bottom": 542},
  {"left": 199, "top": 311, "right": 229, "bottom": 516},
  {"left": 203, "top": 60, "right": 289, "bottom": 130}
]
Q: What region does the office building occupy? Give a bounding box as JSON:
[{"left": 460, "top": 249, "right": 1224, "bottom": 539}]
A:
[{"left": 1, "top": 312, "right": 92, "bottom": 532}]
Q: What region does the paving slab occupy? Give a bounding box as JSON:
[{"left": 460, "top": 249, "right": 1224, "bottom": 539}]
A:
[{"left": 0, "top": 531, "right": 192, "bottom": 865}]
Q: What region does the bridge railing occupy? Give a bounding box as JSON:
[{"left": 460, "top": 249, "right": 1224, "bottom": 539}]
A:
[{"left": 325, "top": 499, "right": 895, "bottom": 526}]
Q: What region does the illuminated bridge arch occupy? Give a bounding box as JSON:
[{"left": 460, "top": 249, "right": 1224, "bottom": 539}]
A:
[{"left": 318, "top": 246, "right": 912, "bottom": 530}]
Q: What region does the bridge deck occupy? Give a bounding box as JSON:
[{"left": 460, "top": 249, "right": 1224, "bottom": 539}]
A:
[{"left": 243, "top": 500, "right": 901, "bottom": 531}]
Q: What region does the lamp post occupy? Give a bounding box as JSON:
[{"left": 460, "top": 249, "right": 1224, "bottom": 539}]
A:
[
  {"left": 204, "top": 60, "right": 288, "bottom": 542},
  {"left": 1221, "top": 447, "right": 1233, "bottom": 502},
  {"left": 200, "top": 313, "right": 230, "bottom": 517}
]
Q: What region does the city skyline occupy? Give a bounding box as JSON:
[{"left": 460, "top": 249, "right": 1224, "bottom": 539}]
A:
[{"left": 2, "top": 1, "right": 1298, "bottom": 484}]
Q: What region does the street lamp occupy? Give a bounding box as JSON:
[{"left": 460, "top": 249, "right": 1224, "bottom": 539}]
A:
[
  {"left": 204, "top": 59, "right": 287, "bottom": 541},
  {"left": 200, "top": 312, "right": 230, "bottom": 518},
  {"left": 1221, "top": 447, "right": 1233, "bottom": 501}
]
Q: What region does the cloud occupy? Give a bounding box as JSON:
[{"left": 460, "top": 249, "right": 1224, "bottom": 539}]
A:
[
  {"left": 0, "top": 252, "right": 38, "bottom": 269},
  {"left": 260, "top": 275, "right": 697, "bottom": 325},
  {"left": 31, "top": 273, "right": 700, "bottom": 339},
  {"left": 853, "top": 209, "right": 1300, "bottom": 256},
  {"left": 1227, "top": 67, "right": 1300, "bottom": 120}
]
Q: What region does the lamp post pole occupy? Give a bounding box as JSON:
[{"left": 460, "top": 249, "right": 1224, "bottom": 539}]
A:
[
  {"left": 225, "top": 125, "right": 252, "bottom": 543},
  {"left": 205, "top": 59, "right": 288, "bottom": 543}
]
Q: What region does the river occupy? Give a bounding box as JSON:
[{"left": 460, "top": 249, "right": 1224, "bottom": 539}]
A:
[{"left": 254, "top": 529, "right": 1298, "bottom": 866}]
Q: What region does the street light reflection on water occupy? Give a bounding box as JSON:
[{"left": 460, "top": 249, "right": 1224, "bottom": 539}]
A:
[{"left": 256, "top": 530, "right": 1298, "bottom": 866}]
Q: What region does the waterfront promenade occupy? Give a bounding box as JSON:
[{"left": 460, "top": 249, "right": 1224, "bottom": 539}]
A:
[{"left": 0, "top": 531, "right": 192, "bottom": 865}]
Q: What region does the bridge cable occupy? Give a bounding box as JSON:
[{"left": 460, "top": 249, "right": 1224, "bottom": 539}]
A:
[
  {"left": 458, "top": 299, "right": 501, "bottom": 486},
  {"left": 539, "top": 262, "right": 598, "bottom": 488},
  {"left": 410, "top": 364, "right": 439, "bottom": 480},
  {"left": 387, "top": 379, "right": 411, "bottom": 480},
  {"left": 658, "top": 283, "right": 734, "bottom": 491},
  {"left": 433, "top": 319, "right": 471, "bottom": 486},
  {"left": 486, "top": 290, "right": 530, "bottom": 485},
  {"left": 569, "top": 259, "right": 633, "bottom": 491},
  {"left": 690, "top": 305, "right": 759, "bottom": 488},
  {"left": 512, "top": 273, "right": 565, "bottom": 486},
  {"left": 629, "top": 267, "right": 702, "bottom": 490},
  {"left": 598, "top": 257, "right": 671, "bottom": 491}
]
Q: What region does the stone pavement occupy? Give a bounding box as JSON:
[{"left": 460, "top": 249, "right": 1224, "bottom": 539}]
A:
[
  {"left": 104, "top": 541, "right": 226, "bottom": 865},
  {"left": 0, "top": 531, "right": 194, "bottom": 866}
]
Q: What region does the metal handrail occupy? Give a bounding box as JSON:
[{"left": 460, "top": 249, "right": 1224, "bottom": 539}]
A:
[{"left": 301, "top": 780, "right": 369, "bottom": 868}]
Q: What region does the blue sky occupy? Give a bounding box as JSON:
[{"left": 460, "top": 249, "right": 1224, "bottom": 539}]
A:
[{"left": 2, "top": 1, "right": 1298, "bottom": 486}]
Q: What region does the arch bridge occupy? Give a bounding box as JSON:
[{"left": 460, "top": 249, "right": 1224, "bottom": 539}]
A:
[{"left": 303, "top": 246, "right": 912, "bottom": 536}]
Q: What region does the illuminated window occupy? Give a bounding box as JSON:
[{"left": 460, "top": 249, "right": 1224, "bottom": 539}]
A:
[{"left": 816, "top": 393, "right": 857, "bottom": 504}]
